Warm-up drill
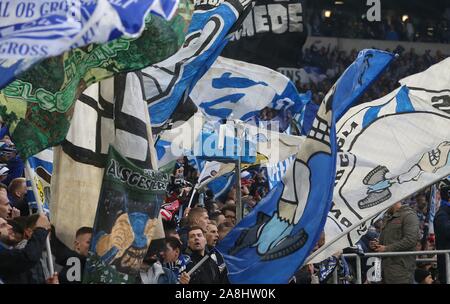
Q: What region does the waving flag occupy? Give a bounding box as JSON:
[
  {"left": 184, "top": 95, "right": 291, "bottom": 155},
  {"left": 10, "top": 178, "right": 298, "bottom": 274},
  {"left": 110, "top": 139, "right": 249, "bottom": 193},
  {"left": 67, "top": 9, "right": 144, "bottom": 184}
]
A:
[
  {"left": 25, "top": 148, "right": 53, "bottom": 214},
  {"left": 308, "top": 57, "right": 450, "bottom": 264},
  {"left": 51, "top": 73, "right": 165, "bottom": 250},
  {"left": 0, "top": 15, "right": 181, "bottom": 159},
  {"left": 216, "top": 49, "right": 395, "bottom": 283},
  {"left": 143, "top": 0, "right": 252, "bottom": 130},
  {"left": 0, "top": 0, "right": 180, "bottom": 89},
  {"left": 221, "top": 0, "right": 307, "bottom": 72},
  {"left": 190, "top": 56, "right": 308, "bottom": 123}
]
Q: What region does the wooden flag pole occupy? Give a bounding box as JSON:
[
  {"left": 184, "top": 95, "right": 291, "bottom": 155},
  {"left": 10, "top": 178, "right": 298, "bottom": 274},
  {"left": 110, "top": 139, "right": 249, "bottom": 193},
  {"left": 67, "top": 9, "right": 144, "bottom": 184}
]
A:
[{"left": 25, "top": 161, "right": 55, "bottom": 276}]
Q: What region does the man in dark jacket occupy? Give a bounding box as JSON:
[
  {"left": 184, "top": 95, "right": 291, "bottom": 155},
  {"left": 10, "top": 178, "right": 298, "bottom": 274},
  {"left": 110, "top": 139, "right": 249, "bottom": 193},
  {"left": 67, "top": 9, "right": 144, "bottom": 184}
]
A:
[
  {"left": 185, "top": 226, "right": 227, "bottom": 284},
  {"left": 0, "top": 214, "right": 50, "bottom": 283},
  {"left": 51, "top": 226, "right": 92, "bottom": 284},
  {"left": 371, "top": 201, "right": 420, "bottom": 284},
  {"left": 434, "top": 183, "right": 450, "bottom": 284}
]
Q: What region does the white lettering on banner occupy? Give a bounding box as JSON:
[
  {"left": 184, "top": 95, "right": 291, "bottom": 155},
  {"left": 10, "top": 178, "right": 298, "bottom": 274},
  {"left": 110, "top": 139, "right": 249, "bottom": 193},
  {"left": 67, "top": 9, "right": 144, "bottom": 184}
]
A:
[
  {"left": 254, "top": 5, "right": 270, "bottom": 34},
  {"left": 267, "top": 4, "right": 288, "bottom": 34},
  {"left": 229, "top": 3, "right": 303, "bottom": 41},
  {"left": 194, "top": 0, "right": 224, "bottom": 7}
]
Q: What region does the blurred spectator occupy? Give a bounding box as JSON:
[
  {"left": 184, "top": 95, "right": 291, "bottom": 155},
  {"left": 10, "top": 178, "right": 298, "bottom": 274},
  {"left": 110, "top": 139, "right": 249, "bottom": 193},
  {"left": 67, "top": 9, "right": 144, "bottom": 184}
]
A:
[
  {"left": 433, "top": 183, "right": 450, "bottom": 284},
  {"left": 218, "top": 222, "right": 234, "bottom": 241},
  {"left": 162, "top": 237, "right": 191, "bottom": 284},
  {"left": 0, "top": 214, "right": 51, "bottom": 284},
  {"left": 8, "top": 178, "right": 29, "bottom": 217},
  {"left": 370, "top": 202, "right": 420, "bottom": 284},
  {"left": 414, "top": 268, "right": 434, "bottom": 284},
  {"left": 221, "top": 205, "right": 236, "bottom": 226}
]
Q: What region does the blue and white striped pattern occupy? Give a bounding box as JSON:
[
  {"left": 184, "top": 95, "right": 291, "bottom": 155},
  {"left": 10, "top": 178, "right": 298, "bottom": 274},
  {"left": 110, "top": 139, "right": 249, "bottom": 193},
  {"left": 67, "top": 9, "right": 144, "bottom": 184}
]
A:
[{"left": 0, "top": 0, "right": 179, "bottom": 89}]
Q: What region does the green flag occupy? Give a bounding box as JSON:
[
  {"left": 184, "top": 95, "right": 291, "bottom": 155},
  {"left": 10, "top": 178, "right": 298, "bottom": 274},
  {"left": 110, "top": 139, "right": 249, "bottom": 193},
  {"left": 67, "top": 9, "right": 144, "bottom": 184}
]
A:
[
  {"left": 83, "top": 145, "right": 169, "bottom": 284},
  {"left": 0, "top": 15, "right": 182, "bottom": 159}
]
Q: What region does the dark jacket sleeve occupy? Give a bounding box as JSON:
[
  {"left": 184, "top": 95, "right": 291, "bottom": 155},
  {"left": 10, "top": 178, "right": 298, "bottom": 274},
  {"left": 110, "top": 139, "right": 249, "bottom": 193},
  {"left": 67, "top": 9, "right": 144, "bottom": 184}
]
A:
[
  {"left": 0, "top": 228, "right": 48, "bottom": 275},
  {"left": 386, "top": 212, "right": 419, "bottom": 252},
  {"left": 50, "top": 230, "right": 80, "bottom": 266}
]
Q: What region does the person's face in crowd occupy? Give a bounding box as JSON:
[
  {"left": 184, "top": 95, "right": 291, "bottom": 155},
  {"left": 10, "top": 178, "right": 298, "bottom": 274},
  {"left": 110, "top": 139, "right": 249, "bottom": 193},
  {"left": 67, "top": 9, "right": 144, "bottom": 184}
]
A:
[
  {"left": 163, "top": 243, "right": 180, "bottom": 263},
  {"left": 422, "top": 274, "right": 434, "bottom": 284},
  {"left": 14, "top": 181, "right": 27, "bottom": 200},
  {"left": 241, "top": 185, "right": 250, "bottom": 196},
  {"left": 387, "top": 201, "right": 402, "bottom": 214},
  {"left": 205, "top": 223, "right": 219, "bottom": 247},
  {"left": 223, "top": 210, "right": 236, "bottom": 226},
  {"left": 195, "top": 211, "right": 209, "bottom": 231},
  {"left": 218, "top": 227, "right": 232, "bottom": 241},
  {"left": 0, "top": 174, "right": 7, "bottom": 182},
  {"left": 0, "top": 189, "right": 12, "bottom": 220},
  {"left": 215, "top": 214, "right": 226, "bottom": 226},
  {"left": 74, "top": 232, "right": 92, "bottom": 257},
  {"left": 188, "top": 229, "right": 206, "bottom": 254},
  {"left": 0, "top": 217, "right": 13, "bottom": 243},
  {"left": 416, "top": 195, "right": 427, "bottom": 211},
  {"left": 10, "top": 227, "right": 23, "bottom": 244}
]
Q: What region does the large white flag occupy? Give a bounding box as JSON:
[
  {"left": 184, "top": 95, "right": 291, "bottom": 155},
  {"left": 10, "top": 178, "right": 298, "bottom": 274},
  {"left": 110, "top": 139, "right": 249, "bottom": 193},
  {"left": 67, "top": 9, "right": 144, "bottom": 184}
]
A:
[
  {"left": 308, "top": 58, "right": 450, "bottom": 263},
  {"left": 51, "top": 73, "right": 164, "bottom": 247}
]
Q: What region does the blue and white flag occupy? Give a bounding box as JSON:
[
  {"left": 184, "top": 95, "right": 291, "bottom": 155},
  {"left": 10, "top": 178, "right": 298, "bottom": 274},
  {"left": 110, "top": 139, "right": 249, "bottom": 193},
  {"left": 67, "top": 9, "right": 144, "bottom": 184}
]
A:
[
  {"left": 309, "top": 56, "right": 450, "bottom": 264},
  {"left": 265, "top": 155, "right": 295, "bottom": 190},
  {"left": 143, "top": 0, "right": 251, "bottom": 129},
  {"left": 217, "top": 49, "right": 394, "bottom": 283},
  {"left": 0, "top": 0, "right": 179, "bottom": 89},
  {"left": 190, "top": 56, "right": 308, "bottom": 125},
  {"left": 25, "top": 148, "right": 53, "bottom": 214}
]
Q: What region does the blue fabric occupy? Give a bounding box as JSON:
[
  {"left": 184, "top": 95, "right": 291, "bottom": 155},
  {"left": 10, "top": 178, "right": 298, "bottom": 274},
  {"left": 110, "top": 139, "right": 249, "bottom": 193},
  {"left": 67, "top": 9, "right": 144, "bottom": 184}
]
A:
[
  {"left": 148, "top": 0, "right": 245, "bottom": 127},
  {"left": 216, "top": 49, "right": 395, "bottom": 283},
  {"left": 0, "top": 0, "right": 177, "bottom": 89},
  {"left": 362, "top": 86, "right": 415, "bottom": 128},
  {"left": 301, "top": 101, "right": 320, "bottom": 135}
]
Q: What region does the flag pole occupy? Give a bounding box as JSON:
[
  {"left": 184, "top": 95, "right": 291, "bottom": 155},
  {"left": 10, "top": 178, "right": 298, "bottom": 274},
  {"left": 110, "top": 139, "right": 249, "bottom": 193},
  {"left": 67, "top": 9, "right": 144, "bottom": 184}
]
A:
[
  {"left": 25, "top": 161, "right": 55, "bottom": 276},
  {"left": 235, "top": 121, "right": 243, "bottom": 222}
]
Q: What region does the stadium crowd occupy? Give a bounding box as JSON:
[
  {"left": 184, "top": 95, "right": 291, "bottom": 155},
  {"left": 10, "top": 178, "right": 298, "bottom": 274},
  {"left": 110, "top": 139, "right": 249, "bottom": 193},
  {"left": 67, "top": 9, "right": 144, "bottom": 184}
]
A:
[
  {"left": 1, "top": 131, "right": 450, "bottom": 284},
  {"left": 307, "top": 9, "right": 450, "bottom": 43}
]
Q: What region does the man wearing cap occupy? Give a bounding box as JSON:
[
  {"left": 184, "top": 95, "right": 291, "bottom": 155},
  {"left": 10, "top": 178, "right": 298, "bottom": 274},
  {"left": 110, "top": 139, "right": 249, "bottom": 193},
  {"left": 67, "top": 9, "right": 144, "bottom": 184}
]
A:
[{"left": 434, "top": 182, "right": 450, "bottom": 284}]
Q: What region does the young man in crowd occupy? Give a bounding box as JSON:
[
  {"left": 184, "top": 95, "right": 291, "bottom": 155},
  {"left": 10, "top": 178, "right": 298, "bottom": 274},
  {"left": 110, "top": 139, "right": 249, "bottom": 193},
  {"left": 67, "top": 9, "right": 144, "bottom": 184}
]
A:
[
  {"left": 162, "top": 237, "right": 190, "bottom": 284},
  {"left": 221, "top": 205, "right": 236, "bottom": 226},
  {"left": 9, "top": 214, "right": 57, "bottom": 283},
  {"left": 179, "top": 207, "right": 210, "bottom": 251},
  {"left": 0, "top": 214, "right": 52, "bottom": 283},
  {"left": 8, "top": 178, "right": 29, "bottom": 216},
  {"left": 0, "top": 183, "right": 20, "bottom": 220},
  {"left": 205, "top": 221, "right": 228, "bottom": 282},
  {"left": 218, "top": 222, "right": 234, "bottom": 241},
  {"left": 51, "top": 226, "right": 93, "bottom": 284},
  {"left": 185, "top": 226, "right": 227, "bottom": 284}
]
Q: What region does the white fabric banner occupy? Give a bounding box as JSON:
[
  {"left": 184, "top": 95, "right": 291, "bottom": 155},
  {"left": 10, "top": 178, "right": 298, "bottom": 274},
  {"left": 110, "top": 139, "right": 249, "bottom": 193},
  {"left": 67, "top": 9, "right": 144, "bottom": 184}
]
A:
[{"left": 308, "top": 57, "right": 450, "bottom": 263}]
